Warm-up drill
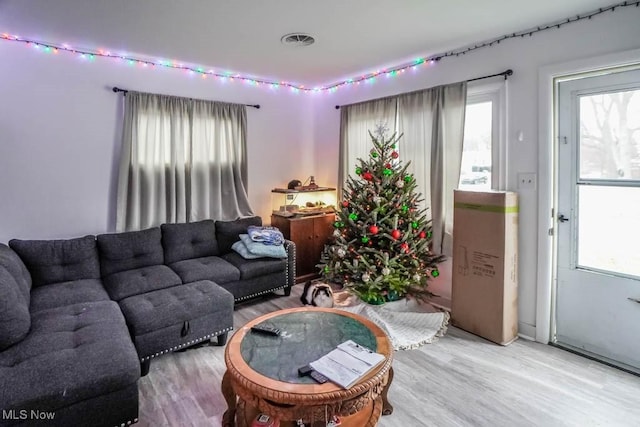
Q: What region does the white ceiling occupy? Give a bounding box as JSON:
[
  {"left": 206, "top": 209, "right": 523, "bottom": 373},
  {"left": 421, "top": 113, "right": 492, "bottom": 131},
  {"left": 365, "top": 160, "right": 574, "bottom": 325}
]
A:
[{"left": 0, "top": 0, "right": 621, "bottom": 86}]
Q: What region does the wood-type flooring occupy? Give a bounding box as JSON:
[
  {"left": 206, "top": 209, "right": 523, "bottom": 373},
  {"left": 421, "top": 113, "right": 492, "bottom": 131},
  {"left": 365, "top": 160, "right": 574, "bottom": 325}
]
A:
[{"left": 137, "top": 285, "right": 640, "bottom": 427}]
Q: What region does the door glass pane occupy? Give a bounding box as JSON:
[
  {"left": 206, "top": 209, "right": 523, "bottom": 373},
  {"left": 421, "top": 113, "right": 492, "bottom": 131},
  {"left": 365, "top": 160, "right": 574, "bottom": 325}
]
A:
[
  {"left": 579, "top": 89, "right": 640, "bottom": 180},
  {"left": 577, "top": 185, "right": 640, "bottom": 278},
  {"left": 459, "top": 101, "right": 492, "bottom": 189}
]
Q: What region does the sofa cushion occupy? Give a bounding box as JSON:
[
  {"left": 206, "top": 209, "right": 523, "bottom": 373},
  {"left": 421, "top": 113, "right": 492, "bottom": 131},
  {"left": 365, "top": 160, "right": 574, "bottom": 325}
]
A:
[
  {"left": 0, "top": 301, "right": 139, "bottom": 413},
  {"left": 102, "top": 265, "right": 182, "bottom": 301},
  {"left": 9, "top": 235, "right": 100, "bottom": 287},
  {"left": 215, "top": 216, "right": 262, "bottom": 254},
  {"left": 169, "top": 256, "right": 240, "bottom": 284},
  {"left": 0, "top": 243, "right": 31, "bottom": 304},
  {"left": 118, "top": 280, "right": 234, "bottom": 336},
  {"left": 161, "top": 220, "right": 219, "bottom": 264},
  {"left": 0, "top": 267, "right": 31, "bottom": 351},
  {"left": 221, "top": 252, "right": 287, "bottom": 280},
  {"left": 30, "top": 279, "right": 110, "bottom": 312},
  {"left": 97, "top": 227, "right": 164, "bottom": 277}
]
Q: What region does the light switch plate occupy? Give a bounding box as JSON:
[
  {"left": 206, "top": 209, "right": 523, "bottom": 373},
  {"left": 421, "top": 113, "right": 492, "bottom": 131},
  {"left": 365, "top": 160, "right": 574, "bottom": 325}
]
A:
[{"left": 518, "top": 173, "right": 537, "bottom": 190}]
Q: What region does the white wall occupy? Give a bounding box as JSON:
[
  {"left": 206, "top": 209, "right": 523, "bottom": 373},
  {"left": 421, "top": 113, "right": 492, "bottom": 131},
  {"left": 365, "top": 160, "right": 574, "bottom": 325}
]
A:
[
  {"left": 311, "top": 9, "right": 640, "bottom": 337},
  {"left": 0, "top": 41, "right": 315, "bottom": 242}
]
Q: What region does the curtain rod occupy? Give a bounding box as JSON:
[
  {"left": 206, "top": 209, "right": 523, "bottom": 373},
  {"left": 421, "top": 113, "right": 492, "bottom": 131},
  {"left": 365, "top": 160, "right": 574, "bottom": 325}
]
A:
[
  {"left": 334, "top": 69, "right": 513, "bottom": 109},
  {"left": 111, "top": 87, "right": 260, "bottom": 109}
]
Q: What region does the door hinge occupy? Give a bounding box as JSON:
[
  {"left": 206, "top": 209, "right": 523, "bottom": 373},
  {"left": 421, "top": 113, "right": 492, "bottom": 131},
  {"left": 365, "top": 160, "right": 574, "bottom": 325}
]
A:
[
  {"left": 558, "top": 136, "right": 568, "bottom": 145},
  {"left": 548, "top": 228, "right": 554, "bottom": 236}
]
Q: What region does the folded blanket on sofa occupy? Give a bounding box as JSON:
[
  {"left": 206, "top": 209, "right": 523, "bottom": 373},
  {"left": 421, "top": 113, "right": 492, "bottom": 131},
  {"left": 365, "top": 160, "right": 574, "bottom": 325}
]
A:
[
  {"left": 247, "top": 226, "right": 284, "bottom": 246},
  {"left": 232, "top": 234, "right": 287, "bottom": 259}
]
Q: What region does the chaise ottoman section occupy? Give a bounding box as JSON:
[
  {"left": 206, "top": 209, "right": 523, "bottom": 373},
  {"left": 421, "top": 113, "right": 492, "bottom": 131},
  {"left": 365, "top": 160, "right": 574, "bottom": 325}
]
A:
[
  {"left": 117, "top": 280, "right": 233, "bottom": 373},
  {"left": 0, "top": 301, "right": 140, "bottom": 427}
]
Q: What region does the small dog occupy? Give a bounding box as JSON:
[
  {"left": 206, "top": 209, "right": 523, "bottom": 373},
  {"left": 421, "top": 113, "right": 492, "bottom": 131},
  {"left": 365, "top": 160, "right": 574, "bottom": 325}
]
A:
[{"left": 300, "top": 281, "right": 334, "bottom": 308}]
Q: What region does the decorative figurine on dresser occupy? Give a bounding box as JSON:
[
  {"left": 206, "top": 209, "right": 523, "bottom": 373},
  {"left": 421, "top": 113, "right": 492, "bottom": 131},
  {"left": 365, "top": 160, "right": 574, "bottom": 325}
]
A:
[{"left": 270, "top": 179, "right": 336, "bottom": 283}]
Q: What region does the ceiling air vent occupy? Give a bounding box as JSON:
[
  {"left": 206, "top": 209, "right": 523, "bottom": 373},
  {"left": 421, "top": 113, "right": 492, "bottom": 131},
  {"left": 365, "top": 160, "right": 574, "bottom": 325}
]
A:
[{"left": 281, "top": 33, "right": 315, "bottom": 47}]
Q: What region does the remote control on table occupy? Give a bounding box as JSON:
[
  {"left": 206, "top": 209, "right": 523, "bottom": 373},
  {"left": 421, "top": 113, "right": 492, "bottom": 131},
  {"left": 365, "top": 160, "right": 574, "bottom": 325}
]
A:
[
  {"left": 250, "top": 324, "right": 281, "bottom": 336},
  {"left": 298, "top": 364, "right": 313, "bottom": 377},
  {"left": 310, "top": 370, "right": 328, "bottom": 384}
]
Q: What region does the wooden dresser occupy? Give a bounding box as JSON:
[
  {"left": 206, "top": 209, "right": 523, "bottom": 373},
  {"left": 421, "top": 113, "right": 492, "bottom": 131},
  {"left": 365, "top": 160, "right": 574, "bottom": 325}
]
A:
[{"left": 271, "top": 213, "right": 335, "bottom": 283}]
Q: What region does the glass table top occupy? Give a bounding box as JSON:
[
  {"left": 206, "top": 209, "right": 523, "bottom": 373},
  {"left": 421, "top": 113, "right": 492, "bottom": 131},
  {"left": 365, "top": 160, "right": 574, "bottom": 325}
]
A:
[{"left": 240, "top": 311, "right": 377, "bottom": 384}]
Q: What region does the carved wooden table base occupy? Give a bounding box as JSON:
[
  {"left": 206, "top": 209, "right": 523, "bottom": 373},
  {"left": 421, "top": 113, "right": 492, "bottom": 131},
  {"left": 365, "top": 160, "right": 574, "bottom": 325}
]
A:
[{"left": 221, "top": 308, "right": 394, "bottom": 427}]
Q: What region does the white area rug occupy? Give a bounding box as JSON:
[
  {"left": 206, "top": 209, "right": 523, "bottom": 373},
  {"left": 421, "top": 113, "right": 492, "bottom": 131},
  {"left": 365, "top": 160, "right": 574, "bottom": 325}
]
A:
[{"left": 333, "top": 291, "right": 450, "bottom": 351}]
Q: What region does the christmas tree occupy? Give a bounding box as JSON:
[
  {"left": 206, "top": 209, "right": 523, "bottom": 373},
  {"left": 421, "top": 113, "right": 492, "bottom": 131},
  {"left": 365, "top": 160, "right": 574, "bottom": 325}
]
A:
[{"left": 318, "top": 126, "right": 445, "bottom": 304}]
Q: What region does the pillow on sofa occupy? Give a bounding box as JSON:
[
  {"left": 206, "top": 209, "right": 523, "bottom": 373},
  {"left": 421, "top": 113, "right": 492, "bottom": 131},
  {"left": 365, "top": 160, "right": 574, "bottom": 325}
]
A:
[
  {"left": 9, "top": 235, "right": 101, "bottom": 287},
  {"left": 97, "top": 227, "right": 164, "bottom": 277},
  {"left": 161, "top": 220, "right": 219, "bottom": 264},
  {"left": 237, "top": 234, "right": 287, "bottom": 258},
  {"left": 0, "top": 267, "right": 31, "bottom": 350},
  {"left": 231, "top": 240, "right": 264, "bottom": 260},
  {"left": 215, "top": 216, "right": 262, "bottom": 254}
]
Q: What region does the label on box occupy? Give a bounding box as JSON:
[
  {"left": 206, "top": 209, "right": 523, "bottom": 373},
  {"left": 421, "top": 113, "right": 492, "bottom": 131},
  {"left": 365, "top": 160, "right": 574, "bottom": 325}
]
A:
[{"left": 471, "top": 251, "right": 499, "bottom": 278}]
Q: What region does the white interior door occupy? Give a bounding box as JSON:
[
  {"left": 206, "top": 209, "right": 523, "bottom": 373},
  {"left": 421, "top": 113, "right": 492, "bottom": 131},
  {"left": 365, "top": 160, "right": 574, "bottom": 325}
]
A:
[{"left": 556, "top": 68, "right": 640, "bottom": 373}]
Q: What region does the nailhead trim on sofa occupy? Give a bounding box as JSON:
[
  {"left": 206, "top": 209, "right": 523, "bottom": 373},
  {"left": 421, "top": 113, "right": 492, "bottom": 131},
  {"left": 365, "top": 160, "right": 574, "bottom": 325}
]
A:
[
  {"left": 116, "top": 419, "right": 138, "bottom": 427},
  {"left": 139, "top": 326, "right": 233, "bottom": 362}
]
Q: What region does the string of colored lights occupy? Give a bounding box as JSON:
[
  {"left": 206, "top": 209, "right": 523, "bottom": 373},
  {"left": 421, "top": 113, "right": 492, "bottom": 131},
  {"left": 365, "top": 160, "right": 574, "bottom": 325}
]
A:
[{"left": 1, "top": 1, "right": 637, "bottom": 93}]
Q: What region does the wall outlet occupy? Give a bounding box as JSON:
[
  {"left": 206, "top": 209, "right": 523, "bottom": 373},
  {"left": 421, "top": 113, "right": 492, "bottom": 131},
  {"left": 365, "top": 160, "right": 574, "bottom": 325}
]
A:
[{"left": 518, "top": 173, "right": 537, "bottom": 190}]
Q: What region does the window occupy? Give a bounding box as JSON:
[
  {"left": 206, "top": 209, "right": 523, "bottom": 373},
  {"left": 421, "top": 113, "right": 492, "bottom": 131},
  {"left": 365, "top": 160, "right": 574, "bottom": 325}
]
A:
[
  {"left": 116, "top": 93, "right": 253, "bottom": 231},
  {"left": 459, "top": 83, "right": 505, "bottom": 190}
]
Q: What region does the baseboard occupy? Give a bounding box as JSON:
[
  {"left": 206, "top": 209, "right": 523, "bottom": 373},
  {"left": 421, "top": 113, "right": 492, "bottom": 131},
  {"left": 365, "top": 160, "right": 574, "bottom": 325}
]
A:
[
  {"left": 518, "top": 322, "right": 536, "bottom": 341},
  {"left": 427, "top": 295, "right": 451, "bottom": 311}
]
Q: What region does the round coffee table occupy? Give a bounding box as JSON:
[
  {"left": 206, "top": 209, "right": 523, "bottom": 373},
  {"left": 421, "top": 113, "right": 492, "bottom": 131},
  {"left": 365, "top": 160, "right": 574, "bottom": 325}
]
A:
[{"left": 221, "top": 307, "right": 394, "bottom": 427}]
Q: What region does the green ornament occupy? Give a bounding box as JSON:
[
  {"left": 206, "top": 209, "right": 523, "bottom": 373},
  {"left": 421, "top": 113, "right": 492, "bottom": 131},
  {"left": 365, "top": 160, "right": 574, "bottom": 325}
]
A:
[
  {"left": 412, "top": 221, "right": 419, "bottom": 228},
  {"left": 349, "top": 213, "right": 358, "bottom": 221},
  {"left": 427, "top": 230, "right": 433, "bottom": 238},
  {"left": 404, "top": 175, "right": 412, "bottom": 183},
  {"left": 355, "top": 167, "right": 362, "bottom": 175},
  {"left": 431, "top": 269, "right": 440, "bottom": 278},
  {"left": 371, "top": 152, "right": 378, "bottom": 158},
  {"left": 383, "top": 168, "right": 392, "bottom": 176},
  {"left": 324, "top": 265, "right": 330, "bottom": 273},
  {"left": 334, "top": 221, "right": 344, "bottom": 228},
  {"left": 391, "top": 144, "right": 396, "bottom": 149},
  {"left": 402, "top": 204, "right": 409, "bottom": 213},
  {"left": 361, "top": 236, "right": 369, "bottom": 243}
]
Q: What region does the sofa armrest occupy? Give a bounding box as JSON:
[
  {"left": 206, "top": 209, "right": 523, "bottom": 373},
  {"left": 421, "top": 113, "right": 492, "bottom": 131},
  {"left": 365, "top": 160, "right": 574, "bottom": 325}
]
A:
[{"left": 283, "top": 240, "right": 296, "bottom": 287}]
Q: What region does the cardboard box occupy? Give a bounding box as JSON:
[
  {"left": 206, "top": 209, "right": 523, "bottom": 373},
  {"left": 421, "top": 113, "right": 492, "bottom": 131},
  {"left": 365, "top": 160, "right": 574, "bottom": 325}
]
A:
[{"left": 451, "top": 190, "right": 518, "bottom": 345}]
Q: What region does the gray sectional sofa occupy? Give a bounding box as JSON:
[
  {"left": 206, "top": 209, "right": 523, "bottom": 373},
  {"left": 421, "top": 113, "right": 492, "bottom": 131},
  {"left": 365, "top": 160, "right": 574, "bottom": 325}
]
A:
[{"left": 0, "top": 216, "right": 295, "bottom": 427}]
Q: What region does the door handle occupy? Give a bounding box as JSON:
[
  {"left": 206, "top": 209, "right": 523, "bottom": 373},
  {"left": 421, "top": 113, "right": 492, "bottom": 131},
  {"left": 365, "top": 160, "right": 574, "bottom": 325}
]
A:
[
  {"left": 558, "top": 214, "right": 569, "bottom": 223},
  {"left": 628, "top": 297, "right": 640, "bottom": 304}
]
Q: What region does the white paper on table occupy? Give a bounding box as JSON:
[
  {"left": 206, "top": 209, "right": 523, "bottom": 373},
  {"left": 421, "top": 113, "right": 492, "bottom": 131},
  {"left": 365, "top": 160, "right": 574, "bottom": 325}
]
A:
[{"left": 310, "top": 340, "right": 385, "bottom": 388}]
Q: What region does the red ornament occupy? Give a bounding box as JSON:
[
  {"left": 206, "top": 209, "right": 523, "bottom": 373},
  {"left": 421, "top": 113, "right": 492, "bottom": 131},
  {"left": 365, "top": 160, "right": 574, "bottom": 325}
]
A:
[
  {"left": 362, "top": 172, "right": 373, "bottom": 181},
  {"left": 400, "top": 242, "right": 409, "bottom": 253},
  {"left": 419, "top": 231, "right": 426, "bottom": 239},
  {"left": 391, "top": 229, "right": 401, "bottom": 240},
  {"left": 391, "top": 151, "right": 399, "bottom": 159},
  {"left": 342, "top": 200, "right": 349, "bottom": 208},
  {"left": 369, "top": 225, "right": 379, "bottom": 235},
  {"left": 385, "top": 163, "right": 392, "bottom": 168}
]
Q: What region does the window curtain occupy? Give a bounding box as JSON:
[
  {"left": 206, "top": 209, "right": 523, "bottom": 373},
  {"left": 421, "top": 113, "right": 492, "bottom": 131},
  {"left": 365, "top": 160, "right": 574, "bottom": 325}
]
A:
[
  {"left": 116, "top": 92, "right": 253, "bottom": 231},
  {"left": 398, "top": 82, "right": 467, "bottom": 256},
  {"left": 338, "top": 98, "right": 397, "bottom": 199}
]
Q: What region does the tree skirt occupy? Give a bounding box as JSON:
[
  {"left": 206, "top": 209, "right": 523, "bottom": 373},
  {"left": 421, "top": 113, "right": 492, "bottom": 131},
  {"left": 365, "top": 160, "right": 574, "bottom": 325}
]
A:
[{"left": 333, "top": 291, "right": 449, "bottom": 351}]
